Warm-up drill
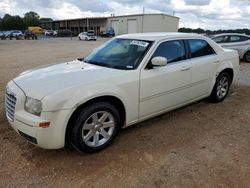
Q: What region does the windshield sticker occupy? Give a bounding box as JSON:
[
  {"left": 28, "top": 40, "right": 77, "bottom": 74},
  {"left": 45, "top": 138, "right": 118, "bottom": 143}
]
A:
[
  {"left": 126, "top": 65, "right": 134, "bottom": 69},
  {"left": 130, "top": 40, "right": 149, "bottom": 47}
]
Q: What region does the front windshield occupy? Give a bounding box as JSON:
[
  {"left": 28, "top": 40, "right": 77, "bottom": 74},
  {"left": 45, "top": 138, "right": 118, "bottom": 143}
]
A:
[
  {"left": 84, "top": 38, "right": 152, "bottom": 70},
  {"left": 87, "top": 31, "right": 95, "bottom": 36}
]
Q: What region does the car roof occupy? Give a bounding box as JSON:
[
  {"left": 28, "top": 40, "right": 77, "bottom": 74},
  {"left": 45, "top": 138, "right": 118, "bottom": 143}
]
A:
[
  {"left": 213, "top": 33, "right": 250, "bottom": 37},
  {"left": 116, "top": 32, "right": 209, "bottom": 41}
]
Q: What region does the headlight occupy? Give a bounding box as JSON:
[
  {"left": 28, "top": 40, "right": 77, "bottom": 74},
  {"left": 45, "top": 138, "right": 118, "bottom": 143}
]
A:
[{"left": 25, "top": 97, "right": 42, "bottom": 116}]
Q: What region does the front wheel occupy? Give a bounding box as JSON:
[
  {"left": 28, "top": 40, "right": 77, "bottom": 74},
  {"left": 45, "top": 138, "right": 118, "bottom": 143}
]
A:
[
  {"left": 244, "top": 51, "right": 250, "bottom": 62},
  {"left": 209, "top": 72, "right": 231, "bottom": 102},
  {"left": 71, "top": 102, "right": 121, "bottom": 153}
]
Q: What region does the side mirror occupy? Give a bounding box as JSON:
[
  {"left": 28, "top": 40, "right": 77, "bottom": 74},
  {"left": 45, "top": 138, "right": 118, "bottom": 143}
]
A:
[{"left": 151, "top": 56, "right": 167, "bottom": 67}]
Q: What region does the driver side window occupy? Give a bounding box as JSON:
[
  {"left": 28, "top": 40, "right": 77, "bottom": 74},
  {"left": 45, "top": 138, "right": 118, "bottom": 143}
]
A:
[{"left": 151, "top": 40, "right": 186, "bottom": 64}]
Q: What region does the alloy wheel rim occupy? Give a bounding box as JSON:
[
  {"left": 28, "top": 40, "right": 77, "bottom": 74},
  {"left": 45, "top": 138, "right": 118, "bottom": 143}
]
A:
[
  {"left": 217, "top": 76, "right": 229, "bottom": 99},
  {"left": 82, "top": 111, "right": 115, "bottom": 147}
]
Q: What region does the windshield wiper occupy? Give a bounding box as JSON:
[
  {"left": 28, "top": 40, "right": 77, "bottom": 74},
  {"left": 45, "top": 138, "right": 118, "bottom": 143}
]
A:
[
  {"left": 77, "top": 58, "right": 84, "bottom": 61},
  {"left": 84, "top": 59, "right": 109, "bottom": 67},
  {"left": 84, "top": 59, "right": 132, "bottom": 70}
]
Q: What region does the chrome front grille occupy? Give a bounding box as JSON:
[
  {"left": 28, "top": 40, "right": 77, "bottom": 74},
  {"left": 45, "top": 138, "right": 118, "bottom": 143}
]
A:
[{"left": 5, "top": 89, "right": 17, "bottom": 122}]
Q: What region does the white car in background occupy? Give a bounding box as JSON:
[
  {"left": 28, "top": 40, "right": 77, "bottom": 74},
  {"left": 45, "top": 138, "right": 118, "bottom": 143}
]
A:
[
  {"left": 44, "top": 30, "right": 54, "bottom": 36},
  {"left": 212, "top": 33, "right": 250, "bottom": 62},
  {"left": 79, "top": 30, "right": 97, "bottom": 41},
  {"left": 5, "top": 33, "right": 239, "bottom": 153}
]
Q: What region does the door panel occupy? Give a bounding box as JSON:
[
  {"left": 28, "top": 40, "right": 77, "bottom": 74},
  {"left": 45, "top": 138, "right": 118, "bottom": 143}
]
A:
[
  {"left": 187, "top": 39, "right": 219, "bottom": 98},
  {"left": 139, "top": 62, "right": 191, "bottom": 118},
  {"left": 222, "top": 41, "right": 249, "bottom": 57},
  {"left": 190, "top": 55, "right": 218, "bottom": 98}
]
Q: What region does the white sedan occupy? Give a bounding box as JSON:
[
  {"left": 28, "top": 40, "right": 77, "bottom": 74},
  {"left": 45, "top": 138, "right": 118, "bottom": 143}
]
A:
[
  {"left": 78, "top": 31, "right": 97, "bottom": 41},
  {"left": 5, "top": 33, "right": 239, "bottom": 152},
  {"left": 212, "top": 33, "right": 250, "bottom": 62}
]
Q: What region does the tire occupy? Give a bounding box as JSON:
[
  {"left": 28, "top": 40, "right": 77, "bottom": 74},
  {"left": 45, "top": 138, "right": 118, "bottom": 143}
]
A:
[
  {"left": 244, "top": 51, "right": 250, "bottom": 62},
  {"left": 209, "top": 72, "right": 232, "bottom": 102},
  {"left": 70, "top": 102, "right": 121, "bottom": 153},
  {"left": 79, "top": 37, "right": 81, "bottom": 41}
]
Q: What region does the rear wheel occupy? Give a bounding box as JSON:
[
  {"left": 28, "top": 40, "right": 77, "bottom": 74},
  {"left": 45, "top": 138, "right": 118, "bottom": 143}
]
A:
[
  {"left": 209, "top": 72, "right": 232, "bottom": 102},
  {"left": 244, "top": 51, "right": 250, "bottom": 62},
  {"left": 71, "top": 102, "right": 120, "bottom": 153}
]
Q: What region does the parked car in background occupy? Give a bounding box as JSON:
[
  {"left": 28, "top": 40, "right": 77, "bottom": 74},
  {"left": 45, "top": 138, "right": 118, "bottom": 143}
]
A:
[
  {"left": 28, "top": 27, "right": 44, "bottom": 34},
  {"left": 44, "top": 30, "right": 54, "bottom": 36},
  {"left": 9, "top": 30, "right": 24, "bottom": 40},
  {"left": 100, "top": 27, "right": 115, "bottom": 37},
  {"left": 212, "top": 33, "right": 250, "bottom": 62},
  {"left": 24, "top": 30, "right": 38, "bottom": 40},
  {"left": 79, "top": 30, "right": 97, "bottom": 41},
  {"left": 53, "top": 29, "right": 72, "bottom": 37},
  {"left": 0, "top": 32, "right": 6, "bottom": 40},
  {"left": 3, "top": 31, "right": 12, "bottom": 38}
]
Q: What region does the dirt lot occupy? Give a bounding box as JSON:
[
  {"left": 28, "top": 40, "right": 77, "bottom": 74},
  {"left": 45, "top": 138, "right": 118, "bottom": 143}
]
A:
[{"left": 0, "top": 38, "right": 250, "bottom": 188}]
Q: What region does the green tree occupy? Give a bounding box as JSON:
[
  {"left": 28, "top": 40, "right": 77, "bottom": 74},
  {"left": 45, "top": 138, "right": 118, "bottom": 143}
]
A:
[
  {"left": 23, "top": 11, "right": 40, "bottom": 27},
  {"left": 39, "top": 17, "right": 53, "bottom": 22},
  {"left": 0, "top": 14, "right": 25, "bottom": 30},
  {"left": 179, "top": 27, "right": 250, "bottom": 36}
]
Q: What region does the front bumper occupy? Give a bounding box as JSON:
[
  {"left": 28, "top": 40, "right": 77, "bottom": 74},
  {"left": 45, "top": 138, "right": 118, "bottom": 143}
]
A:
[
  {"left": 87, "top": 36, "right": 97, "bottom": 40},
  {"left": 9, "top": 109, "right": 72, "bottom": 149},
  {"left": 5, "top": 80, "right": 74, "bottom": 149}
]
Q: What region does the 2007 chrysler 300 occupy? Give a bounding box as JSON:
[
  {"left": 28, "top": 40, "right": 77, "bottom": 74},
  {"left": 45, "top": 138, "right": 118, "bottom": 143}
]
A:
[{"left": 5, "top": 33, "right": 239, "bottom": 152}]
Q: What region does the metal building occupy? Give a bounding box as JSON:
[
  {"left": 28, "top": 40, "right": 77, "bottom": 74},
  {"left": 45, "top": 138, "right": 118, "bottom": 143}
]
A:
[
  {"left": 107, "top": 14, "right": 179, "bottom": 35},
  {"left": 40, "top": 13, "right": 179, "bottom": 36}
]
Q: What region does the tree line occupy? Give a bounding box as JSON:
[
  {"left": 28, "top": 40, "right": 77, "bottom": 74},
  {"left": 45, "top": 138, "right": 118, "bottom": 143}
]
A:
[
  {"left": 0, "top": 11, "right": 52, "bottom": 31},
  {"left": 179, "top": 27, "right": 250, "bottom": 35}
]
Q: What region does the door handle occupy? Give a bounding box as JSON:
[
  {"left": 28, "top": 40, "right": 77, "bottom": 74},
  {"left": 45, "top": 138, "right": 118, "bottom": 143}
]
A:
[{"left": 180, "top": 66, "right": 191, "bottom": 71}]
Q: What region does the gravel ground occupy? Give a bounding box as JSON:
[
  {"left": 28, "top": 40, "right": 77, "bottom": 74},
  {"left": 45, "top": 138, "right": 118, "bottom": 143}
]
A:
[{"left": 0, "top": 38, "right": 250, "bottom": 188}]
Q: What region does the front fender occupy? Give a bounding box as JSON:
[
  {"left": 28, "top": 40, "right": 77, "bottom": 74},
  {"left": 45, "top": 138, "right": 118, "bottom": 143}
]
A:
[
  {"left": 41, "top": 78, "right": 140, "bottom": 125},
  {"left": 42, "top": 83, "right": 128, "bottom": 111}
]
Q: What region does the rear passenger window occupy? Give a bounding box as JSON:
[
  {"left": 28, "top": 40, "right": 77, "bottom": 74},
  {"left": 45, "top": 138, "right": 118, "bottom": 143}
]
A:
[
  {"left": 230, "top": 35, "right": 241, "bottom": 42},
  {"left": 213, "top": 36, "right": 227, "bottom": 43},
  {"left": 229, "top": 35, "right": 250, "bottom": 42},
  {"left": 152, "top": 40, "right": 186, "bottom": 64},
  {"left": 188, "top": 39, "right": 215, "bottom": 58},
  {"left": 240, "top": 36, "right": 250, "bottom": 41}
]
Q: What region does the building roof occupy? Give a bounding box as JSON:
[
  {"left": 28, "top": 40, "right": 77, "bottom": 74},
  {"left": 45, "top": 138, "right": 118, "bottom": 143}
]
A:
[
  {"left": 108, "top": 13, "right": 179, "bottom": 20},
  {"left": 40, "top": 13, "right": 179, "bottom": 23}
]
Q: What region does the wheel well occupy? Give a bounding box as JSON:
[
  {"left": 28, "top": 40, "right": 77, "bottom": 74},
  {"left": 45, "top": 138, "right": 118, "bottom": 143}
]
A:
[
  {"left": 65, "top": 96, "right": 126, "bottom": 146},
  {"left": 244, "top": 50, "right": 250, "bottom": 59},
  {"left": 220, "top": 68, "right": 234, "bottom": 83}
]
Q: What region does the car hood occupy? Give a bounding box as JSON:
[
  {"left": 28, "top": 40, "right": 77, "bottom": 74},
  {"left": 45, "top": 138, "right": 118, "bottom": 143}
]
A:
[{"left": 13, "top": 60, "right": 124, "bottom": 100}]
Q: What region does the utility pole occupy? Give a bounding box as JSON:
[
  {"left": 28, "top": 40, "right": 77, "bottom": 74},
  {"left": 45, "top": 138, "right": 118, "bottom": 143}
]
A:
[{"left": 142, "top": 6, "right": 145, "bottom": 33}]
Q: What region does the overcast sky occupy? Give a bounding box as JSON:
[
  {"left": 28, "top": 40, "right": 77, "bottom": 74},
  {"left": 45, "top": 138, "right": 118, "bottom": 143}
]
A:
[{"left": 0, "top": 0, "right": 249, "bottom": 30}]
